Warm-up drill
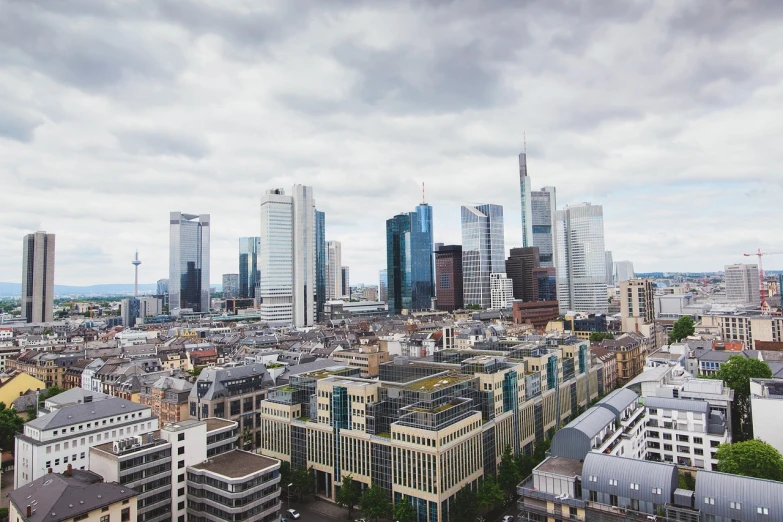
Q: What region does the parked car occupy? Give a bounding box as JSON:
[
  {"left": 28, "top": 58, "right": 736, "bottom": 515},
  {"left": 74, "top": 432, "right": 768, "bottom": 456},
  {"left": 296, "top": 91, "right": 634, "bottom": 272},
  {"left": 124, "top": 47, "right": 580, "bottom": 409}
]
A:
[
  {"left": 287, "top": 509, "right": 301, "bottom": 520},
  {"left": 502, "top": 516, "right": 514, "bottom": 522}
]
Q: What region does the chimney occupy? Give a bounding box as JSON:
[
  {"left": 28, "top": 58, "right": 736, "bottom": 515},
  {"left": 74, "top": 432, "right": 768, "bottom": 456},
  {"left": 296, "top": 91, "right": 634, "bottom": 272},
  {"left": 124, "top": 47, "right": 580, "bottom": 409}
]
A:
[
  {"left": 66, "top": 464, "right": 72, "bottom": 476},
  {"left": 48, "top": 468, "right": 52, "bottom": 474},
  {"left": 26, "top": 505, "right": 31, "bottom": 517}
]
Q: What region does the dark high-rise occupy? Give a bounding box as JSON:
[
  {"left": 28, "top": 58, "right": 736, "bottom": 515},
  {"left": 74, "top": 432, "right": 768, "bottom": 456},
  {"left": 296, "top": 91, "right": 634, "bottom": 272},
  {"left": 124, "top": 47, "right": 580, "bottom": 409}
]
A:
[
  {"left": 386, "top": 202, "right": 434, "bottom": 314},
  {"left": 506, "top": 247, "right": 540, "bottom": 302},
  {"left": 315, "top": 210, "right": 326, "bottom": 320},
  {"left": 533, "top": 267, "right": 557, "bottom": 301},
  {"left": 169, "top": 212, "right": 210, "bottom": 313},
  {"left": 21, "top": 231, "right": 55, "bottom": 323},
  {"left": 435, "top": 245, "right": 463, "bottom": 312},
  {"left": 239, "top": 237, "right": 261, "bottom": 299}
]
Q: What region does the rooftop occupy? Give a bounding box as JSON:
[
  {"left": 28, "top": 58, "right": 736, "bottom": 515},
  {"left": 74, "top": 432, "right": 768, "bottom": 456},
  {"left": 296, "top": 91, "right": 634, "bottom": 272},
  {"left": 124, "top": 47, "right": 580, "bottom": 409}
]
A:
[
  {"left": 162, "top": 419, "right": 204, "bottom": 432},
  {"left": 400, "top": 372, "right": 472, "bottom": 391},
  {"left": 191, "top": 449, "right": 278, "bottom": 479},
  {"left": 26, "top": 397, "right": 149, "bottom": 431},
  {"left": 536, "top": 456, "right": 584, "bottom": 477},
  {"left": 205, "top": 418, "right": 237, "bottom": 432}
]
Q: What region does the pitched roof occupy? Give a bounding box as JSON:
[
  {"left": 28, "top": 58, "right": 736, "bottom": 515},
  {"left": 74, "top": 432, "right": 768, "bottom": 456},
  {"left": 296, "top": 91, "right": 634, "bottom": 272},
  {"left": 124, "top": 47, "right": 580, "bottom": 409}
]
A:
[{"left": 26, "top": 397, "right": 148, "bottom": 431}]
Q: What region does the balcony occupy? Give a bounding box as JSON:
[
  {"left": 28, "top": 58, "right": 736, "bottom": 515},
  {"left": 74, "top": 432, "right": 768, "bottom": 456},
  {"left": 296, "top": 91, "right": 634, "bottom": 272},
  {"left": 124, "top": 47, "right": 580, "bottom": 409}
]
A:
[{"left": 516, "top": 476, "right": 585, "bottom": 510}]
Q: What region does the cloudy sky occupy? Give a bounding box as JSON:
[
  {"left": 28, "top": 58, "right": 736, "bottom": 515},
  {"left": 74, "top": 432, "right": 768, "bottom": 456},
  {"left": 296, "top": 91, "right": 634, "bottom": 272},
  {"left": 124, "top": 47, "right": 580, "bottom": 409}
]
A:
[{"left": 2, "top": 0, "right": 783, "bottom": 287}]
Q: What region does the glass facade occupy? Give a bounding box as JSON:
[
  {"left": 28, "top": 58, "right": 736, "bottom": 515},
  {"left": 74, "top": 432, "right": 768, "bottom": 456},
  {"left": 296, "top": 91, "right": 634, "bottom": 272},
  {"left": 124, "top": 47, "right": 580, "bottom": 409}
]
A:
[
  {"left": 519, "top": 152, "right": 533, "bottom": 248},
  {"left": 386, "top": 204, "right": 435, "bottom": 314},
  {"left": 461, "top": 204, "right": 505, "bottom": 309},
  {"left": 292, "top": 184, "right": 316, "bottom": 327},
  {"left": 169, "top": 212, "right": 210, "bottom": 313},
  {"left": 530, "top": 187, "right": 557, "bottom": 267},
  {"left": 239, "top": 237, "right": 261, "bottom": 299},
  {"left": 316, "top": 210, "right": 326, "bottom": 320},
  {"left": 386, "top": 213, "right": 411, "bottom": 314},
  {"left": 379, "top": 269, "right": 388, "bottom": 303},
  {"left": 259, "top": 190, "right": 294, "bottom": 323}
]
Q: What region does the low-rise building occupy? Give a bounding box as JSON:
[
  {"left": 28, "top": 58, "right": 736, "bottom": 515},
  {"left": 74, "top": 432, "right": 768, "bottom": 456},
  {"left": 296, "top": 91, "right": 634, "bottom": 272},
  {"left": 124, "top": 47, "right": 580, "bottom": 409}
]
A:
[
  {"left": 590, "top": 346, "right": 618, "bottom": 392},
  {"left": 329, "top": 346, "right": 391, "bottom": 377},
  {"left": 599, "top": 333, "right": 648, "bottom": 385},
  {"left": 751, "top": 378, "right": 783, "bottom": 455},
  {"left": 139, "top": 376, "right": 192, "bottom": 423}
]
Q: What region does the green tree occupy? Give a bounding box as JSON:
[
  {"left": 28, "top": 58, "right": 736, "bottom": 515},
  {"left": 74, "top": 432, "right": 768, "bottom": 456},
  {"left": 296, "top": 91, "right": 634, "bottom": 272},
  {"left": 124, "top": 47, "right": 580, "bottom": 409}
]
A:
[
  {"left": 26, "top": 407, "right": 37, "bottom": 421},
  {"left": 451, "top": 485, "right": 478, "bottom": 522},
  {"left": 669, "top": 316, "right": 695, "bottom": 343},
  {"left": 678, "top": 472, "right": 696, "bottom": 490},
  {"left": 359, "top": 484, "right": 390, "bottom": 521},
  {"left": 336, "top": 474, "right": 362, "bottom": 516},
  {"left": 532, "top": 437, "right": 552, "bottom": 464},
  {"left": 280, "top": 461, "right": 291, "bottom": 492},
  {"left": 0, "top": 402, "right": 24, "bottom": 454},
  {"left": 40, "top": 386, "right": 65, "bottom": 401},
  {"left": 497, "top": 445, "right": 521, "bottom": 494},
  {"left": 291, "top": 467, "right": 315, "bottom": 500},
  {"left": 465, "top": 304, "right": 482, "bottom": 310},
  {"left": 715, "top": 440, "right": 783, "bottom": 481},
  {"left": 476, "top": 474, "right": 504, "bottom": 512},
  {"left": 393, "top": 499, "right": 417, "bottom": 522},
  {"left": 589, "top": 332, "right": 615, "bottom": 343},
  {"left": 712, "top": 356, "right": 772, "bottom": 440},
  {"left": 516, "top": 452, "right": 535, "bottom": 479}
]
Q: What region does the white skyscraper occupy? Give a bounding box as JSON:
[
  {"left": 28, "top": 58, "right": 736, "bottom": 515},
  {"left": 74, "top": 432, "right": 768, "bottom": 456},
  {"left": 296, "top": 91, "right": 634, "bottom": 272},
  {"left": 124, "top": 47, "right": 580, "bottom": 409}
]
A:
[
  {"left": 519, "top": 152, "right": 558, "bottom": 267},
  {"left": 326, "top": 240, "right": 342, "bottom": 300},
  {"left": 605, "top": 251, "right": 614, "bottom": 285},
  {"left": 490, "top": 273, "right": 515, "bottom": 310},
  {"left": 169, "top": 213, "right": 210, "bottom": 314},
  {"left": 21, "top": 231, "right": 55, "bottom": 323},
  {"left": 461, "top": 204, "right": 505, "bottom": 309},
  {"left": 259, "top": 189, "right": 294, "bottom": 323},
  {"left": 292, "top": 184, "right": 316, "bottom": 327},
  {"left": 615, "top": 260, "right": 635, "bottom": 283},
  {"left": 555, "top": 203, "right": 609, "bottom": 314},
  {"left": 725, "top": 263, "right": 761, "bottom": 306}
]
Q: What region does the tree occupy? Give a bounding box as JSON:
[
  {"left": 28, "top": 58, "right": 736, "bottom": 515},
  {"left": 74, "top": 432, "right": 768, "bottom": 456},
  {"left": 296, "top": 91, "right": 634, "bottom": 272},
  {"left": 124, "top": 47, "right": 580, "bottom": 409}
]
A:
[
  {"left": 40, "top": 386, "right": 65, "bottom": 401},
  {"left": 589, "top": 332, "right": 614, "bottom": 343},
  {"left": 393, "top": 499, "right": 417, "bottom": 522},
  {"left": 678, "top": 472, "right": 696, "bottom": 490},
  {"left": 291, "top": 466, "right": 315, "bottom": 500},
  {"left": 336, "top": 475, "right": 362, "bottom": 516},
  {"left": 26, "top": 407, "right": 37, "bottom": 421},
  {"left": 476, "top": 475, "right": 504, "bottom": 512},
  {"left": 715, "top": 440, "right": 783, "bottom": 481},
  {"left": 359, "top": 484, "right": 390, "bottom": 521},
  {"left": 532, "top": 437, "right": 552, "bottom": 464},
  {"left": 712, "top": 356, "right": 772, "bottom": 440},
  {"left": 669, "top": 316, "right": 695, "bottom": 343},
  {"left": 451, "top": 485, "right": 478, "bottom": 522},
  {"left": 280, "top": 461, "right": 291, "bottom": 491},
  {"left": 497, "top": 445, "right": 521, "bottom": 494},
  {"left": 516, "top": 452, "right": 535, "bottom": 479},
  {"left": 0, "top": 402, "right": 24, "bottom": 453}
]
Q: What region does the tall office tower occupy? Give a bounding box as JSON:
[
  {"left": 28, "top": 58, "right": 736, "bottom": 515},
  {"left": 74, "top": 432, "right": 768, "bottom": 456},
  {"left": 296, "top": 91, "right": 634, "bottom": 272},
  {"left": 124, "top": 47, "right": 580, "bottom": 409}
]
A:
[
  {"left": 341, "top": 266, "right": 350, "bottom": 297},
  {"left": 620, "top": 279, "right": 655, "bottom": 333},
  {"left": 325, "top": 241, "right": 342, "bottom": 300},
  {"left": 518, "top": 152, "right": 558, "bottom": 267},
  {"left": 461, "top": 204, "right": 505, "bottom": 309},
  {"left": 532, "top": 267, "right": 557, "bottom": 302},
  {"left": 386, "top": 202, "right": 434, "bottom": 314},
  {"left": 435, "top": 245, "right": 463, "bottom": 312},
  {"left": 379, "top": 269, "right": 388, "bottom": 303},
  {"left": 169, "top": 212, "right": 210, "bottom": 314},
  {"left": 615, "top": 260, "right": 635, "bottom": 283},
  {"left": 605, "top": 251, "right": 614, "bottom": 285},
  {"left": 156, "top": 278, "right": 169, "bottom": 307},
  {"left": 222, "top": 274, "right": 239, "bottom": 299},
  {"left": 292, "top": 185, "right": 316, "bottom": 327},
  {"left": 259, "top": 189, "right": 294, "bottom": 323},
  {"left": 238, "top": 237, "right": 261, "bottom": 299},
  {"left": 21, "top": 231, "right": 55, "bottom": 323},
  {"left": 555, "top": 203, "right": 608, "bottom": 314},
  {"left": 725, "top": 263, "right": 761, "bottom": 306},
  {"left": 121, "top": 297, "right": 140, "bottom": 328},
  {"left": 490, "top": 273, "right": 515, "bottom": 310},
  {"left": 506, "top": 247, "right": 540, "bottom": 302},
  {"left": 315, "top": 210, "right": 326, "bottom": 320}
]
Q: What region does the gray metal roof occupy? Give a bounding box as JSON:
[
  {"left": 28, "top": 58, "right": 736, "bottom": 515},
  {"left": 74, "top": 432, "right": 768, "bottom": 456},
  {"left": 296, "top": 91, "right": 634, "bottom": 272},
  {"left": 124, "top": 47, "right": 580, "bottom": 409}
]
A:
[
  {"left": 190, "top": 363, "right": 271, "bottom": 400},
  {"left": 596, "top": 388, "right": 638, "bottom": 419},
  {"left": 44, "top": 388, "right": 111, "bottom": 408},
  {"left": 550, "top": 407, "right": 615, "bottom": 461},
  {"left": 26, "top": 397, "right": 148, "bottom": 431},
  {"left": 582, "top": 453, "right": 678, "bottom": 504},
  {"left": 696, "top": 469, "right": 783, "bottom": 522},
  {"left": 645, "top": 396, "right": 709, "bottom": 415}
]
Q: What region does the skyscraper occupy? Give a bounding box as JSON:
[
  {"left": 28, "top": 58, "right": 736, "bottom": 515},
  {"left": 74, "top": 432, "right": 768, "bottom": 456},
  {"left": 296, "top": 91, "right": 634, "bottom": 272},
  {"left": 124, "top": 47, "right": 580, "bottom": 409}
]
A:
[
  {"left": 238, "top": 237, "right": 261, "bottom": 299},
  {"left": 519, "top": 152, "right": 558, "bottom": 267},
  {"left": 21, "top": 231, "right": 55, "bottom": 323},
  {"left": 506, "top": 247, "right": 540, "bottom": 302},
  {"left": 156, "top": 278, "right": 169, "bottom": 307},
  {"left": 379, "top": 269, "right": 388, "bottom": 303},
  {"left": 435, "top": 245, "right": 463, "bottom": 312},
  {"left": 605, "top": 251, "right": 614, "bottom": 285},
  {"left": 326, "top": 241, "right": 342, "bottom": 300},
  {"left": 169, "top": 213, "right": 210, "bottom": 314},
  {"left": 121, "top": 297, "right": 140, "bottom": 328},
  {"left": 222, "top": 274, "right": 239, "bottom": 299},
  {"left": 461, "top": 204, "right": 505, "bottom": 309},
  {"left": 386, "top": 202, "right": 434, "bottom": 314},
  {"left": 725, "top": 264, "right": 761, "bottom": 306},
  {"left": 615, "top": 260, "right": 635, "bottom": 283},
  {"left": 315, "top": 210, "right": 326, "bottom": 320},
  {"left": 341, "top": 266, "right": 350, "bottom": 297},
  {"left": 620, "top": 279, "right": 655, "bottom": 333},
  {"left": 258, "top": 186, "right": 316, "bottom": 326},
  {"left": 555, "top": 203, "right": 608, "bottom": 314}
]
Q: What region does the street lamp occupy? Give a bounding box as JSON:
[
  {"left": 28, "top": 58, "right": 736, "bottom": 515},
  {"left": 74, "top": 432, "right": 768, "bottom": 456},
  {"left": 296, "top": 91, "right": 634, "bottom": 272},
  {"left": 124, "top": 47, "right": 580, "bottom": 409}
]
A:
[{"left": 287, "top": 483, "right": 293, "bottom": 511}]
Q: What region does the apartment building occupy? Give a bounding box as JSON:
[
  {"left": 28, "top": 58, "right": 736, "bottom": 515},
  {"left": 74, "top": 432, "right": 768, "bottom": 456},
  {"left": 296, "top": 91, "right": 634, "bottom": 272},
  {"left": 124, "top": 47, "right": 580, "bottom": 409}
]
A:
[
  {"left": 619, "top": 279, "right": 655, "bottom": 334},
  {"left": 259, "top": 340, "right": 602, "bottom": 522},
  {"left": 590, "top": 346, "right": 618, "bottom": 392},
  {"left": 599, "top": 333, "right": 649, "bottom": 385},
  {"left": 138, "top": 376, "right": 192, "bottom": 423},
  {"left": 330, "top": 346, "right": 391, "bottom": 377},
  {"left": 701, "top": 313, "right": 783, "bottom": 347},
  {"left": 7, "top": 351, "right": 83, "bottom": 388},
  {"left": 14, "top": 397, "right": 159, "bottom": 488},
  {"left": 750, "top": 378, "right": 783, "bottom": 455},
  {"left": 9, "top": 469, "right": 137, "bottom": 522}
]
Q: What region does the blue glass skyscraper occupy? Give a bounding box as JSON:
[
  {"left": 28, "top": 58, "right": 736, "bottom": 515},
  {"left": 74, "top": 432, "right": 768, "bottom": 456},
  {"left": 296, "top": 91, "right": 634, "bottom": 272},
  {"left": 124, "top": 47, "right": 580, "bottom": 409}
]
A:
[
  {"left": 386, "top": 202, "right": 434, "bottom": 314},
  {"left": 315, "top": 210, "right": 326, "bottom": 320},
  {"left": 169, "top": 212, "right": 210, "bottom": 313},
  {"left": 239, "top": 237, "right": 261, "bottom": 299},
  {"left": 461, "top": 204, "right": 505, "bottom": 309}
]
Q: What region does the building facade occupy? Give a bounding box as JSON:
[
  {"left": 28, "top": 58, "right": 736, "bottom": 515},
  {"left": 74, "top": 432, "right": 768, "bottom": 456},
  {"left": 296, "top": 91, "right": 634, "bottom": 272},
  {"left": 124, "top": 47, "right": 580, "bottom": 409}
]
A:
[
  {"left": 239, "top": 237, "right": 261, "bottom": 299},
  {"left": 316, "top": 210, "right": 326, "bottom": 321},
  {"left": 435, "top": 245, "right": 463, "bottom": 312},
  {"left": 489, "top": 273, "right": 514, "bottom": 310},
  {"left": 461, "top": 204, "right": 505, "bottom": 309},
  {"left": 555, "top": 203, "right": 608, "bottom": 314},
  {"left": 326, "top": 241, "right": 342, "bottom": 300},
  {"left": 386, "top": 203, "right": 435, "bottom": 314},
  {"left": 506, "top": 247, "right": 540, "bottom": 303},
  {"left": 518, "top": 152, "right": 558, "bottom": 268},
  {"left": 605, "top": 250, "right": 614, "bottom": 285},
  {"left": 21, "top": 231, "right": 55, "bottom": 323},
  {"left": 121, "top": 297, "right": 140, "bottom": 328},
  {"left": 259, "top": 189, "right": 294, "bottom": 324},
  {"left": 169, "top": 213, "right": 210, "bottom": 313},
  {"left": 379, "top": 269, "right": 388, "bottom": 303},
  {"left": 614, "top": 260, "right": 635, "bottom": 283},
  {"left": 341, "top": 266, "right": 350, "bottom": 297},
  {"left": 725, "top": 263, "right": 761, "bottom": 306},
  {"left": 292, "top": 184, "right": 317, "bottom": 327},
  {"left": 620, "top": 279, "right": 655, "bottom": 334},
  {"left": 222, "top": 273, "right": 239, "bottom": 299}
]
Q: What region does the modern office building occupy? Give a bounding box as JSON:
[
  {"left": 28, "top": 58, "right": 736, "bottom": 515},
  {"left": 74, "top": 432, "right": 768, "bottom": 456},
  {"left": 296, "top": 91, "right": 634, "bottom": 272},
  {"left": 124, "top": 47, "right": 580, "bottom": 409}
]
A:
[
  {"left": 169, "top": 213, "right": 210, "bottom": 314},
  {"left": 156, "top": 279, "right": 169, "bottom": 307},
  {"left": 121, "top": 297, "right": 140, "bottom": 328},
  {"left": 138, "top": 296, "right": 162, "bottom": 319},
  {"left": 386, "top": 202, "right": 434, "bottom": 314},
  {"left": 435, "top": 245, "right": 463, "bottom": 312},
  {"left": 341, "top": 266, "right": 350, "bottom": 297},
  {"left": 555, "top": 203, "right": 608, "bottom": 314},
  {"left": 506, "top": 247, "right": 540, "bottom": 302},
  {"left": 292, "top": 185, "right": 317, "bottom": 327},
  {"left": 614, "top": 260, "right": 635, "bottom": 284},
  {"left": 259, "top": 189, "right": 294, "bottom": 323},
  {"left": 532, "top": 267, "right": 557, "bottom": 302},
  {"left": 315, "top": 210, "right": 326, "bottom": 320},
  {"left": 725, "top": 263, "right": 761, "bottom": 306},
  {"left": 489, "top": 273, "right": 514, "bottom": 310},
  {"left": 239, "top": 237, "right": 261, "bottom": 299},
  {"left": 605, "top": 250, "right": 614, "bottom": 285},
  {"left": 222, "top": 273, "right": 239, "bottom": 299},
  {"left": 518, "top": 152, "right": 558, "bottom": 267},
  {"left": 21, "top": 231, "right": 55, "bottom": 323},
  {"left": 326, "top": 241, "right": 342, "bottom": 300},
  {"left": 461, "top": 204, "right": 505, "bottom": 309},
  {"left": 751, "top": 378, "right": 783, "bottom": 455},
  {"left": 620, "top": 279, "right": 655, "bottom": 334},
  {"left": 379, "top": 269, "right": 388, "bottom": 303}
]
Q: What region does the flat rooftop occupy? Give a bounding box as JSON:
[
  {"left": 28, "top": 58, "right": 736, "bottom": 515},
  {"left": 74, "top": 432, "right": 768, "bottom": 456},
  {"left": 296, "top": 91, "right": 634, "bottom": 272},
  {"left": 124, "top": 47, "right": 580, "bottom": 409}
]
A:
[
  {"left": 205, "top": 418, "right": 237, "bottom": 432},
  {"left": 536, "top": 456, "right": 584, "bottom": 477},
  {"left": 163, "top": 419, "right": 204, "bottom": 432},
  {"left": 399, "top": 372, "right": 473, "bottom": 391},
  {"left": 192, "top": 450, "right": 278, "bottom": 478}
]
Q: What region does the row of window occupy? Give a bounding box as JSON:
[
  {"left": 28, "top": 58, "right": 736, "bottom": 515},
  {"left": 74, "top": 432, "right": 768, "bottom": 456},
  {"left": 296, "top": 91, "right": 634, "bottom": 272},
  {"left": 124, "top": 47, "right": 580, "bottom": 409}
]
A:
[
  {"left": 587, "top": 475, "right": 663, "bottom": 495},
  {"left": 703, "top": 497, "right": 770, "bottom": 515}
]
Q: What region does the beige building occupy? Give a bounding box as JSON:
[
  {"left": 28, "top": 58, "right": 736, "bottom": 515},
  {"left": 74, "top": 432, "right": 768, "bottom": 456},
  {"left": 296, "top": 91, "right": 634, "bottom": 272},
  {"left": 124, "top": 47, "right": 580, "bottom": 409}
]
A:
[
  {"left": 330, "top": 346, "right": 391, "bottom": 377},
  {"left": 701, "top": 313, "right": 783, "bottom": 348},
  {"left": 620, "top": 279, "right": 655, "bottom": 334},
  {"left": 599, "top": 333, "right": 647, "bottom": 385}
]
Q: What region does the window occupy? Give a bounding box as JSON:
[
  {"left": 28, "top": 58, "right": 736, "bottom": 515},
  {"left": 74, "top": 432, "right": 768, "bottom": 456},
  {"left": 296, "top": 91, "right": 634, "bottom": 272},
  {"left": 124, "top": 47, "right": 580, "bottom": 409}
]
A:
[
  {"left": 100, "top": 516, "right": 110, "bottom": 522},
  {"left": 730, "top": 501, "right": 741, "bottom": 510},
  {"left": 757, "top": 507, "right": 769, "bottom": 515},
  {"left": 609, "top": 479, "right": 618, "bottom": 486},
  {"left": 121, "top": 508, "right": 130, "bottom": 522},
  {"left": 652, "top": 488, "right": 661, "bottom": 495},
  {"left": 178, "top": 487, "right": 185, "bottom": 496},
  {"left": 178, "top": 460, "right": 185, "bottom": 469},
  {"left": 694, "top": 437, "right": 703, "bottom": 444},
  {"left": 178, "top": 474, "right": 185, "bottom": 482},
  {"left": 704, "top": 497, "right": 715, "bottom": 505},
  {"left": 178, "top": 433, "right": 185, "bottom": 441},
  {"left": 589, "top": 491, "right": 597, "bottom": 502},
  {"left": 630, "top": 483, "right": 639, "bottom": 490},
  {"left": 588, "top": 475, "right": 598, "bottom": 483},
  {"left": 178, "top": 447, "right": 185, "bottom": 455},
  {"left": 178, "top": 501, "right": 185, "bottom": 510}
]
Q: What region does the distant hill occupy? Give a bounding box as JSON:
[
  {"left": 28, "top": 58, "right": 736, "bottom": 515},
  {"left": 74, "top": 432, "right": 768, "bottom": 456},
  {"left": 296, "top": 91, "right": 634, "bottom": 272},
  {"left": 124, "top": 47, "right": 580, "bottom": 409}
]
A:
[{"left": 0, "top": 282, "right": 159, "bottom": 297}]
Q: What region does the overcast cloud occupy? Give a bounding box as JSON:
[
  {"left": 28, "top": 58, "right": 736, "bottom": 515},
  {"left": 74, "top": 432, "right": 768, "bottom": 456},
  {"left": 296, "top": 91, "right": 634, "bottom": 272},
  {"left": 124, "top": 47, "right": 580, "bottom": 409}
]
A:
[{"left": 1, "top": 0, "right": 782, "bottom": 287}]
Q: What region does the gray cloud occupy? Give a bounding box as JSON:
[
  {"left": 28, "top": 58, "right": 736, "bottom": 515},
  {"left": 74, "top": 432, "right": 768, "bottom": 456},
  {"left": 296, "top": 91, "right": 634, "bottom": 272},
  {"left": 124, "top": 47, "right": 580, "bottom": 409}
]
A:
[
  {"left": 0, "top": 105, "right": 43, "bottom": 142},
  {"left": 114, "top": 129, "right": 211, "bottom": 159}
]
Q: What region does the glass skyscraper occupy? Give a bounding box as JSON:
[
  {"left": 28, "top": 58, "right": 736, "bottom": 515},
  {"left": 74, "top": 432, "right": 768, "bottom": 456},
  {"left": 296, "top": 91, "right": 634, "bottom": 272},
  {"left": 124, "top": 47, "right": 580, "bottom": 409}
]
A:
[
  {"left": 379, "top": 269, "right": 388, "bottom": 303},
  {"left": 555, "top": 203, "right": 608, "bottom": 314},
  {"left": 386, "top": 202, "right": 434, "bottom": 314},
  {"left": 461, "top": 204, "right": 506, "bottom": 309},
  {"left": 519, "top": 152, "right": 558, "bottom": 267},
  {"left": 239, "top": 237, "right": 261, "bottom": 299},
  {"left": 315, "top": 210, "right": 326, "bottom": 320},
  {"left": 169, "top": 212, "right": 210, "bottom": 313}
]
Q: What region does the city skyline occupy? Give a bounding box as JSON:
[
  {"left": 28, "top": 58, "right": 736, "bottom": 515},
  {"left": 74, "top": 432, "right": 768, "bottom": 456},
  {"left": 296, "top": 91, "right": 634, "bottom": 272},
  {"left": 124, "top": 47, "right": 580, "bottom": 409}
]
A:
[{"left": 2, "top": 3, "right": 782, "bottom": 286}]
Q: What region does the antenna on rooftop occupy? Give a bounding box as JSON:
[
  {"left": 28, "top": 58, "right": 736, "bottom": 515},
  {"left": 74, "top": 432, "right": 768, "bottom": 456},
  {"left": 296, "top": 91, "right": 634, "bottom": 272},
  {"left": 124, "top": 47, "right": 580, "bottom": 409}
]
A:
[
  {"left": 524, "top": 131, "right": 526, "bottom": 154},
  {"left": 422, "top": 182, "right": 426, "bottom": 204}
]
